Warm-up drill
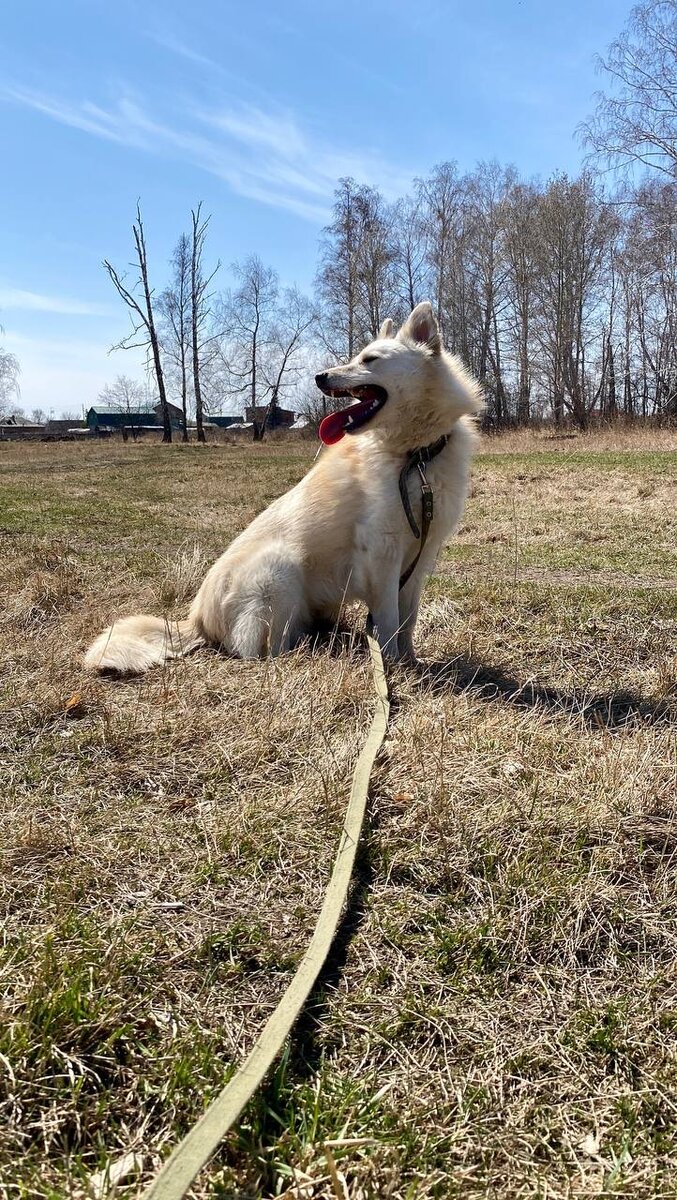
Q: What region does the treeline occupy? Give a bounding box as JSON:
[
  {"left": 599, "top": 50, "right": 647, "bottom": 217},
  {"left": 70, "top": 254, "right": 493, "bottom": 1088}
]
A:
[
  {"left": 103, "top": 165, "right": 677, "bottom": 438},
  {"left": 316, "top": 167, "right": 677, "bottom": 429}
]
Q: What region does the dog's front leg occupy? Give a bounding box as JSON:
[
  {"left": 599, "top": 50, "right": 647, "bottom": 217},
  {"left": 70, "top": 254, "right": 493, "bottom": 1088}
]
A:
[
  {"left": 398, "top": 576, "right": 424, "bottom": 665},
  {"left": 369, "top": 584, "right": 402, "bottom": 662},
  {"left": 398, "top": 546, "right": 438, "bottom": 666}
]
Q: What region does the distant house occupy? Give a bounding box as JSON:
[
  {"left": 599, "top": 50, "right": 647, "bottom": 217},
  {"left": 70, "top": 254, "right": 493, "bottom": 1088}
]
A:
[
  {"left": 245, "top": 404, "right": 296, "bottom": 430},
  {"left": 85, "top": 401, "right": 185, "bottom": 434},
  {"left": 0, "top": 415, "right": 45, "bottom": 441},
  {"left": 1, "top": 414, "right": 42, "bottom": 427},
  {"left": 206, "top": 414, "right": 241, "bottom": 429},
  {"left": 153, "top": 401, "right": 185, "bottom": 430},
  {"left": 86, "top": 407, "right": 153, "bottom": 433}
]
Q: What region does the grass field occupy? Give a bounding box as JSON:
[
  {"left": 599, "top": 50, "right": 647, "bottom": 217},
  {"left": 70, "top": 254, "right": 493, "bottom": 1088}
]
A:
[{"left": 1, "top": 428, "right": 676, "bottom": 1199}]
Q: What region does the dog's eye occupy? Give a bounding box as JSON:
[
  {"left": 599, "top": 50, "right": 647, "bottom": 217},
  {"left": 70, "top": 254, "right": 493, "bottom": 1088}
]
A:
[{"left": 362, "top": 354, "right": 379, "bottom": 365}]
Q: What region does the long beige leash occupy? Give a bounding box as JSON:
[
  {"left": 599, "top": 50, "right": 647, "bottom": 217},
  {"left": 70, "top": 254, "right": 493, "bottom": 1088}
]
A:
[{"left": 140, "top": 635, "right": 390, "bottom": 1200}]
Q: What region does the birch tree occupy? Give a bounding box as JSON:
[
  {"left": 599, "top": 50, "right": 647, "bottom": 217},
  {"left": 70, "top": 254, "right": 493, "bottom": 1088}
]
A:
[
  {"left": 583, "top": 0, "right": 677, "bottom": 177},
  {"left": 258, "top": 287, "right": 315, "bottom": 436},
  {"left": 103, "top": 203, "right": 172, "bottom": 442},
  {"left": 190, "top": 203, "right": 220, "bottom": 444},
  {"left": 225, "top": 256, "right": 279, "bottom": 439},
  {"left": 160, "top": 233, "right": 192, "bottom": 442},
  {"left": 0, "top": 345, "right": 20, "bottom": 418}
]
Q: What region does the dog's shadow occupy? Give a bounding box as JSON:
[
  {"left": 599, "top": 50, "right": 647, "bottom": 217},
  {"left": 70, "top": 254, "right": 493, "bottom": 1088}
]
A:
[
  {"left": 306, "top": 621, "right": 673, "bottom": 730},
  {"left": 415, "top": 652, "right": 673, "bottom": 731}
]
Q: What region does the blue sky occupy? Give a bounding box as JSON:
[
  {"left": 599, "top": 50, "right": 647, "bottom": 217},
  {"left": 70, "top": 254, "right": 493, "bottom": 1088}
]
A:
[{"left": 1, "top": 0, "right": 632, "bottom": 416}]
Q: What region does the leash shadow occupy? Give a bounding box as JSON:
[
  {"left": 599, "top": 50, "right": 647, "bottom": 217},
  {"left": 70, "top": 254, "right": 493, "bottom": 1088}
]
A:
[
  {"left": 289, "top": 834, "right": 376, "bottom": 1076},
  {"left": 247, "top": 838, "right": 377, "bottom": 1118},
  {"left": 226, "top": 840, "right": 376, "bottom": 1194},
  {"left": 417, "top": 653, "right": 674, "bottom": 731}
]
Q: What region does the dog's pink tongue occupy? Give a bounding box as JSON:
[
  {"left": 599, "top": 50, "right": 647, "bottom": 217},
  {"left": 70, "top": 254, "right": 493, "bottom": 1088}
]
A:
[{"left": 319, "top": 409, "right": 349, "bottom": 445}]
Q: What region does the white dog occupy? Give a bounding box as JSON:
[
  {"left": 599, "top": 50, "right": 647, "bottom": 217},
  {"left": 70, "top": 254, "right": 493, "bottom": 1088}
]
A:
[{"left": 85, "top": 302, "right": 483, "bottom": 674}]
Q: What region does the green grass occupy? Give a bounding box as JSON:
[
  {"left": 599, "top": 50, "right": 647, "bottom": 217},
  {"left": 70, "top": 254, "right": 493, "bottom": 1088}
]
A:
[
  {"left": 477, "top": 448, "right": 677, "bottom": 473},
  {"left": 452, "top": 449, "right": 677, "bottom": 582},
  {"left": 1, "top": 433, "right": 676, "bottom": 1198}
]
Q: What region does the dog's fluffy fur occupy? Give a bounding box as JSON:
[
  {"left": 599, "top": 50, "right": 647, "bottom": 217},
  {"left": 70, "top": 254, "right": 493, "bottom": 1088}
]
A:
[{"left": 85, "top": 303, "right": 483, "bottom": 674}]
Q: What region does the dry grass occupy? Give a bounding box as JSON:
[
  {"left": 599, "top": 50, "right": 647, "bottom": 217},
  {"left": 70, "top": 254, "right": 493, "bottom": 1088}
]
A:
[
  {"left": 1, "top": 431, "right": 676, "bottom": 1199},
  {"left": 478, "top": 424, "right": 677, "bottom": 454}
]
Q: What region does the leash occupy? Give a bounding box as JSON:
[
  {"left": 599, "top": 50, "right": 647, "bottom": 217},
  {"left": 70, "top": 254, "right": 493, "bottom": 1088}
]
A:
[
  {"left": 398, "top": 433, "right": 449, "bottom": 589},
  {"left": 139, "top": 635, "right": 390, "bottom": 1200},
  {"left": 136, "top": 434, "right": 448, "bottom": 1197}
]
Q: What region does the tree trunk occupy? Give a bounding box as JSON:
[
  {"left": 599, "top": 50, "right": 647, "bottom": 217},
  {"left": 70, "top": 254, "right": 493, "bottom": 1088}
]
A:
[
  {"left": 517, "top": 292, "right": 530, "bottom": 425},
  {"left": 179, "top": 332, "right": 189, "bottom": 442},
  {"left": 180, "top": 370, "right": 189, "bottom": 442},
  {"left": 133, "top": 216, "right": 171, "bottom": 443},
  {"left": 151, "top": 328, "right": 172, "bottom": 443},
  {"left": 190, "top": 210, "right": 207, "bottom": 444},
  {"left": 606, "top": 336, "right": 617, "bottom": 418},
  {"left": 191, "top": 325, "right": 205, "bottom": 443}
]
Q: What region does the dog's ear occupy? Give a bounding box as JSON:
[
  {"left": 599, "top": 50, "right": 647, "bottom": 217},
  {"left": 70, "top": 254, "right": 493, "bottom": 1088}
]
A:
[
  {"left": 378, "top": 317, "right": 395, "bottom": 339},
  {"left": 399, "top": 301, "right": 441, "bottom": 355}
]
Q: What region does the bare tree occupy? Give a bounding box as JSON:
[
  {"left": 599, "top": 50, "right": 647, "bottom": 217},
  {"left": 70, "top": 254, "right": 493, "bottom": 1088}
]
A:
[
  {"left": 160, "top": 233, "right": 192, "bottom": 442},
  {"left": 316, "top": 178, "right": 361, "bottom": 360},
  {"left": 620, "top": 178, "right": 677, "bottom": 416},
  {"left": 583, "top": 0, "right": 677, "bottom": 177},
  {"left": 391, "top": 196, "right": 427, "bottom": 317},
  {"left": 310, "top": 164, "right": 656, "bottom": 429},
  {"left": 103, "top": 204, "right": 172, "bottom": 442},
  {"left": 258, "top": 287, "right": 316, "bottom": 437},
  {"left": 354, "top": 187, "right": 398, "bottom": 341},
  {"left": 504, "top": 182, "right": 540, "bottom": 423},
  {"left": 531, "top": 174, "right": 617, "bottom": 429},
  {"left": 97, "top": 374, "right": 147, "bottom": 439},
  {"left": 224, "top": 256, "right": 279, "bottom": 439},
  {"left": 190, "top": 204, "right": 220, "bottom": 444},
  {"left": 0, "top": 344, "right": 20, "bottom": 418},
  {"left": 416, "top": 162, "right": 467, "bottom": 351},
  {"left": 463, "top": 162, "right": 515, "bottom": 423},
  {"left": 578, "top": 1, "right": 677, "bottom": 421}
]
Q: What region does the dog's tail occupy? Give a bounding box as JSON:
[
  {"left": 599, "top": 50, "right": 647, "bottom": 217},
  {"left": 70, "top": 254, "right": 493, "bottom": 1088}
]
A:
[{"left": 84, "top": 614, "right": 204, "bottom": 675}]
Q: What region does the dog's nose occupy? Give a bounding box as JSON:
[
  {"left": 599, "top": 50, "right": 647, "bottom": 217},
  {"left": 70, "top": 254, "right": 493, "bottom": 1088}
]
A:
[{"left": 315, "top": 372, "right": 328, "bottom": 388}]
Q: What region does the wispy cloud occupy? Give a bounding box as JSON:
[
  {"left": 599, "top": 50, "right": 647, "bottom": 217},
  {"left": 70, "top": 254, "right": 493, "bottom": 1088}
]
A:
[
  {"left": 0, "top": 81, "right": 415, "bottom": 223},
  {"left": 145, "top": 30, "right": 224, "bottom": 74},
  {"left": 0, "top": 286, "right": 113, "bottom": 317},
  {"left": 1, "top": 84, "right": 138, "bottom": 145}
]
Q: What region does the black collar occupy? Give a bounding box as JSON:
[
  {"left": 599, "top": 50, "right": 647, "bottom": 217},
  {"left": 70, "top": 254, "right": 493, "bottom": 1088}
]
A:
[{"left": 405, "top": 433, "right": 450, "bottom": 471}]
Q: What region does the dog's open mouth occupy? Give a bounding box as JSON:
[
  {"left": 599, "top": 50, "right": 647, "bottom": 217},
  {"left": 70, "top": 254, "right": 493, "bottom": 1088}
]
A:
[{"left": 317, "top": 385, "right": 388, "bottom": 445}]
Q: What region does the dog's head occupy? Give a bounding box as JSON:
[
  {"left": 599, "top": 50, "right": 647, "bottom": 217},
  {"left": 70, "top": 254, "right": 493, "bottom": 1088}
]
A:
[{"left": 315, "top": 302, "right": 483, "bottom": 449}]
